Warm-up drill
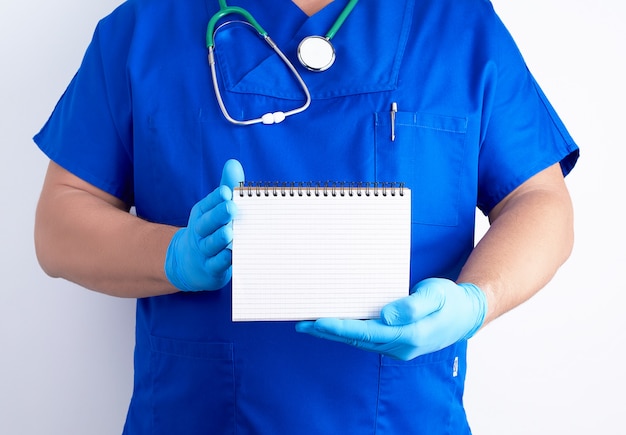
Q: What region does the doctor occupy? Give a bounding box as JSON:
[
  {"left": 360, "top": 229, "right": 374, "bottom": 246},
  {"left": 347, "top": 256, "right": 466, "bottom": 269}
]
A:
[{"left": 34, "top": 0, "right": 578, "bottom": 433}]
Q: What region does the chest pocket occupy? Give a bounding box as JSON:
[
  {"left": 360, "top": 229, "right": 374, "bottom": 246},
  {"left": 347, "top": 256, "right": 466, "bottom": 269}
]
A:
[{"left": 375, "top": 111, "right": 468, "bottom": 226}]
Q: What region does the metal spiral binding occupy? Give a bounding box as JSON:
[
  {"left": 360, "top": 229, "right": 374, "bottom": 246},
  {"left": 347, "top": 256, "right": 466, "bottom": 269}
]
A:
[{"left": 237, "top": 181, "right": 405, "bottom": 197}]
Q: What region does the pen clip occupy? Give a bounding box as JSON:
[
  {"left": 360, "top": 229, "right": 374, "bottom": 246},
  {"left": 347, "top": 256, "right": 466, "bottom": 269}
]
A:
[{"left": 390, "top": 102, "right": 398, "bottom": 142}]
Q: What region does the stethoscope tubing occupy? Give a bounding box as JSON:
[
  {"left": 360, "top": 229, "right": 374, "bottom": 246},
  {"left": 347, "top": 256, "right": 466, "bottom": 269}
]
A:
[
  {"left": 326, "top": 0, "right": 359, "bottom": 40},
  {"left": 208, "top": 22, "right": 311, "bottom": 126},
  {"left": 206, "top": 6, "right": 267, "bottom": 48},
  {"left": 206, "top": 0, "right": 358, "bottom": 125}
]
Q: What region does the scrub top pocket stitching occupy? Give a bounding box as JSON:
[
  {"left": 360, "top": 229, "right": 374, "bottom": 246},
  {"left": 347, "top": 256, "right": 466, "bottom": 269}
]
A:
[
  {"left": 148, "top": 335, "right": 236, "bottom": 434},
  {"left": 375, "top": 111, "right": 468, "bottom": 227},
  {"left": 149, "top": 335, "right": 234, "bottom": 361}
]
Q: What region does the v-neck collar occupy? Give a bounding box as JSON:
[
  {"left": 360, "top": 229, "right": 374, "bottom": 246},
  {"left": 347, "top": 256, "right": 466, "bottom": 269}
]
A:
[
  {"left": 290, "top": 0, "right": 335, "bottom": 18},
  {"left": 208, "top": 0, "right": 414, "bottom": 99}
]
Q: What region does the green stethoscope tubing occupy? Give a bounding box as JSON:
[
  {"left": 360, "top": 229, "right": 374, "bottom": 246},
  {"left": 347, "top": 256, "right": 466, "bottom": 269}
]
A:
[
  {"left": 326, "top": 0, "right": 359, "bottom": 40},
  {"left": 206, "top": 1, "right": 267, "bottom": 48},
  {"left": 206, "top": 0, "right": 359, "bottom": 48},
  {"left": 206, "top": 0, "right": 359, "bottom": 125}
]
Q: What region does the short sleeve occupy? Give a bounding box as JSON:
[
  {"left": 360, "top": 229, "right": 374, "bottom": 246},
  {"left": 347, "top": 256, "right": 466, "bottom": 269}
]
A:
[
  {"left": 33, "top": 6, "right": 135, "bottom": 204},
  {"left": 476, "top": 10, "right": 579, "bottom": 215}
]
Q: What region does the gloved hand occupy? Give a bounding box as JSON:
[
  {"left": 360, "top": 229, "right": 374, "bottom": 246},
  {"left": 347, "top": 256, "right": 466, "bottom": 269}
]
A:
[
  {"left": 164, "top": 159, "right": 245, "bottom": 291},
  {"left": 295, "top": 278, "right": 488, "bottom": 361}
]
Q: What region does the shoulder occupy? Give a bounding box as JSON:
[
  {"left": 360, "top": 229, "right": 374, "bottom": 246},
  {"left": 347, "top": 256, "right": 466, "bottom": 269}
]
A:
[
  {"left": 404, "top": 0, "right": 507, "bottom": 49},
  {"left": 97, "top": 0, "right": 207, "bottom": 31},
  {"left": 93, "top": 0, "right": 208, "bottom": 55},
  {"left": 405, "top": 0, "right": 510, "bottom": 54},
  {"left": 428, "top": 0, "right": 499, "bottom": 26}
]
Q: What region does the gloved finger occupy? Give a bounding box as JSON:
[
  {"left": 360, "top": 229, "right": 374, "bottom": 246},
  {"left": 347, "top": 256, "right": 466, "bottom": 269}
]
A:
[
  {"left": 295, "top": 321, "right": 316, "bottom": 334},
  {"left": 307, "top": 318, "right": 403, "bottom": 344},
  {"left": 204, "top": 249, "right": 232, "bottom": 278},
  {"left": 194, "top": 185, "right": 234, "bottom": 218},
  {"left": 198, "top": 223, "right": 234, "bottom": 256},
  {"left": 381, "top": 278, "right": 447, "bottom": 326},
  {"left": 297, "top": 320, "right": 425, "bottom": 360},
  {"left": 296, "top": 320, "right": 401, "bottom": 354},
  {"left": 296, "top": 321, "right": 379, "bottom": 346},
  {"left": 195, "top": 200, "right": 237, "bottom": 238},
  {"left": 297, "top": 320, "right": 423, "bottom": 356},
  {"left": 298, "top": 325, "right": 378, "bottom": 349},
  {"left": 220, "top": 159, "right": 245, "bottom": 190}
]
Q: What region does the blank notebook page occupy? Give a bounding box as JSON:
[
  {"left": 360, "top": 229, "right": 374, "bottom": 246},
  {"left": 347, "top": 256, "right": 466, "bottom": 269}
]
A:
[{"left": 232, "top": 185, "right": 411, "bottom": 321}]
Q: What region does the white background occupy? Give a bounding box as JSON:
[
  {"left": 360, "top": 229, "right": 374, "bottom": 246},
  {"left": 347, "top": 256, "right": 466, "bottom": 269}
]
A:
[{"left": 1, "top": 0, "right": 624, "bottom": 433}]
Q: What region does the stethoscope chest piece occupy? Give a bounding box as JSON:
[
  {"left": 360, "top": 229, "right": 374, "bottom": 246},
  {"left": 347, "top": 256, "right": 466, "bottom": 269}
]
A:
[{"left": 297, "top": 36, "right": 336, "bottom": 72}]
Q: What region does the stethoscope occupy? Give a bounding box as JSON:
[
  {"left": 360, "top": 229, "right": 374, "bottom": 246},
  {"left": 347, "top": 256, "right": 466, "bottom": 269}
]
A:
[{"left": 206, "top": 0, "right": 359, "bottom": 125}]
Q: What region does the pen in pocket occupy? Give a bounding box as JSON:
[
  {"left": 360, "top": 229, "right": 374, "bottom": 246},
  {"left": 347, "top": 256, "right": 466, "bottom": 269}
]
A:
[{"left": 390, "top": 102, "right": 398, "bottom": 142}]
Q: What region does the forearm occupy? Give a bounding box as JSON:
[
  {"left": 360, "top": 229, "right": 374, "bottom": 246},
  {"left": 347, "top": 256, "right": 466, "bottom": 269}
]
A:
[
  {"left": 35, "top": 165, "right": 179, "bottom": 298},
  {"left": 457, "top": 164, "right": 574, "bottom": 325}
]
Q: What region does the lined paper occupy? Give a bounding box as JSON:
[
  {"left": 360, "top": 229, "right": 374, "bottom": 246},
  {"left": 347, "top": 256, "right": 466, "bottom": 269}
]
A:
[{"left": 231, "top": 186, "right": 411, "bottom": 321}]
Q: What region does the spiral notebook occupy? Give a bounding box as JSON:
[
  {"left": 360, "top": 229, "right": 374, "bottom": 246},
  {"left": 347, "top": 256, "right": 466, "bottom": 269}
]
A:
[{"left": 231, "top": 182, "right": 411, "bottom": 321}]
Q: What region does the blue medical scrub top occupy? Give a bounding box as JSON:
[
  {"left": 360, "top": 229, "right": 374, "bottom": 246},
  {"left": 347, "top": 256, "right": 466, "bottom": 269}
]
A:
[{"left": 35, "top": 0, "right": 579, "bottom": 433}]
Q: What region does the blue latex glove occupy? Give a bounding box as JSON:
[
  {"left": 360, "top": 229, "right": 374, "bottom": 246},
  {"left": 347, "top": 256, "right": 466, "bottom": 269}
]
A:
[
  {"left": 164, "top": 159, "right": 245, "bottom": 291},
  {"left": 295, "top": 278, "right": 488, "bottom": 361}
]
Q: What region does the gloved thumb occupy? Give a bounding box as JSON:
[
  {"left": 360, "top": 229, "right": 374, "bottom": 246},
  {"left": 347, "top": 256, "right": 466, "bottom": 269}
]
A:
[
  {"left": 220, "top": 159, "right": 245, "bottom": 190},
  {"left": 381, "top": 278, "right": 447, "bottom": 326}
]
